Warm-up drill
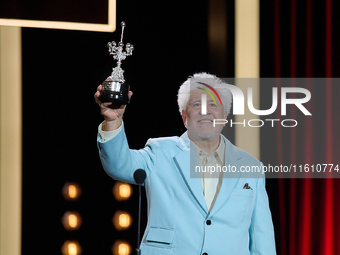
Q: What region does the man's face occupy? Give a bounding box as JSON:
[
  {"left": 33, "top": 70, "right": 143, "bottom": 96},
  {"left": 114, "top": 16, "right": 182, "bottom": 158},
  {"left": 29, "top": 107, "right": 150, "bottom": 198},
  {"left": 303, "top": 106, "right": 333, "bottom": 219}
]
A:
[{"left": 182, "top": 89, "right": 227, "bottom": 140}]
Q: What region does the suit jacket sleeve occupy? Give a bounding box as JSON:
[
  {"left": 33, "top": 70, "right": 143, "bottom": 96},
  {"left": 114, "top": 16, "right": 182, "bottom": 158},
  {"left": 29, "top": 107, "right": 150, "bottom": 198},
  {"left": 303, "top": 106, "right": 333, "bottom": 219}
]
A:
[{"left": 97, "top": 123, "right": 155, "bottom": 184}]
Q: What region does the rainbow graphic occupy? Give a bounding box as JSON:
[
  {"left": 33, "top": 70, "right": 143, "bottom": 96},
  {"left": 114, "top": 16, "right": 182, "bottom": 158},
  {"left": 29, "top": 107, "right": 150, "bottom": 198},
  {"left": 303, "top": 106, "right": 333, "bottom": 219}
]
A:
[{"left": 196, "top": 82, "right": 223, "bottom": 107}]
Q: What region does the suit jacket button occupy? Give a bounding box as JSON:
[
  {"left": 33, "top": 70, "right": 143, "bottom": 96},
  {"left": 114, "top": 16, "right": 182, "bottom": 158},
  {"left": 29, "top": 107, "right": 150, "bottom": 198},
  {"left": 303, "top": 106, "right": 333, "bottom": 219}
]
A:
[{"left": 206, "top": 220, "right": 211, "bottom": 225}]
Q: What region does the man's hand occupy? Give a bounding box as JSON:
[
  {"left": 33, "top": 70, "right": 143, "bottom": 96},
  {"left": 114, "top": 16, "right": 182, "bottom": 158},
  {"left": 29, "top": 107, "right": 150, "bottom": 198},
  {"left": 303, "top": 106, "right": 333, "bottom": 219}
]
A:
[{"left": 94, "top": 84, "right": 133, "bottom": 131}]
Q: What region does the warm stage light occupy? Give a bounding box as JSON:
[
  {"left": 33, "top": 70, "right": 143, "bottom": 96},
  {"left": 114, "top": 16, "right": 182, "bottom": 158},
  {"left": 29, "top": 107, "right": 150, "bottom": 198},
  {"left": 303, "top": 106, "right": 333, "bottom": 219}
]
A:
[
  {"left": 61, "top": 240, "right": 82, "bottom": 255},
  {"left": 113, "top": 182, "right": 133, "bottom": 201},
  {"left": 62, "top": 182, "right": 82, "bottom": 201},
  {"left": 112, "top": 211, "right": 132, "bottom": 230},
  {"left": 68, "top": 185, "right": 77, "bottom": 198},
  {"left": 112, "top": 240, "right": 132, "bottom": 255},
  {"left": 62, "top": 211, "right": 82, "bottom": 231}
]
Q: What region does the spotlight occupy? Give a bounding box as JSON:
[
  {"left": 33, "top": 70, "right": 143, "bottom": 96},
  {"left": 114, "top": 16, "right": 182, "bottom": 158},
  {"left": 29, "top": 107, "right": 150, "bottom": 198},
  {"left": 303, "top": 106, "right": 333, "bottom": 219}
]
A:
[
  {"left": 113, "top": 182, "right": 132, "bottom": 201},
  {"left": 62, "top": 182, "right": 82, "bottom": 201},
  {"left": 61, "top": 240, "right": 82, "bottom": 255},
  {"left": 62, "top": 211, "right": 82, "bottom": 231},
  {"left": 112, "top": 240, "right": 132, "bottom": 255},
  {"left": 112, "top": 211, "right": 132, "bottom": 230}
]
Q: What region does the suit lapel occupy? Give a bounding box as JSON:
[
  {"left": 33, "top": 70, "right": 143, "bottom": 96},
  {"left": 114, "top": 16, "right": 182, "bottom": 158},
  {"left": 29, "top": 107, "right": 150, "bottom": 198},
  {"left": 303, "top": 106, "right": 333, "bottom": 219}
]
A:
[
  {"left": 173, "top": 133, "right": 247, "bottom": 216},
  {"left": 173, "top": 132, "right": 209, "bottom": 215},
  {"left": 209, "top": 137, "right": 243, "bottom": 215}
]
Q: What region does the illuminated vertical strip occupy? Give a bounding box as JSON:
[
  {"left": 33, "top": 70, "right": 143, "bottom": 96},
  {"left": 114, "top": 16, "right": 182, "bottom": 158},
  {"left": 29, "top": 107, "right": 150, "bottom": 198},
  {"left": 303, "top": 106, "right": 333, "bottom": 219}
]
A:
[
  {"left": 290, "top": 0, "right": 297, "bottom": 78},
  {"left": 324, "top": 0, "right": 333, "bottom": 254},
  {"left": 201, "top": 94, "right": 207, "bottom": 115},
  {"left": 324, "top": 84, "right": 334, "bottom": 255},
  {"left": 0, "top": 26, "right": 22, "bottom": 255},
  {"left": 289, "top": 1, "right": 297, "bottom": 255},
  {"left": 274, "top": 1, "right": 287, "bottom": 255},
  {"left": 274, "top": 0, "right": 281, "bottom": 78},
  {"left": 299, "top": 1, "right": 313, "bottom": 255},
  {"left": 208, "top": 0, "right": 227, "bottom": 76},
  {"left": 235, "top": 0, "right": 260, "bottom": 159}
]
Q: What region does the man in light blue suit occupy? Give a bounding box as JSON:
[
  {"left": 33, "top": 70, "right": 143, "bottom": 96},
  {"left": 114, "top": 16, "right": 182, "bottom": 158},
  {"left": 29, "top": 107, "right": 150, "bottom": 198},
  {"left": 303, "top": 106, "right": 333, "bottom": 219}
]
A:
[{"left": 95, "top": 73, "right": 276, "bottom": 255}]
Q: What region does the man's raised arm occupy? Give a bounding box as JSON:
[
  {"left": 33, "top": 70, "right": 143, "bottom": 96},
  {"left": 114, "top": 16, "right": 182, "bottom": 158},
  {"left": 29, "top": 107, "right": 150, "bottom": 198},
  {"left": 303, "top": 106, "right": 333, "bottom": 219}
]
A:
[{"left": 94, "top": 84, "right": 133, "bottom": 132}]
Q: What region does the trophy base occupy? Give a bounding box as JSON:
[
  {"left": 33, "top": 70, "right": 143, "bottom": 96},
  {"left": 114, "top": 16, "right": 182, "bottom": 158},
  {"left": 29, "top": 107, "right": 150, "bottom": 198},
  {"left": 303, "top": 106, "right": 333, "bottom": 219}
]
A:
[{"left": 99, "top": 80, "right": 130, "bottom": 105}]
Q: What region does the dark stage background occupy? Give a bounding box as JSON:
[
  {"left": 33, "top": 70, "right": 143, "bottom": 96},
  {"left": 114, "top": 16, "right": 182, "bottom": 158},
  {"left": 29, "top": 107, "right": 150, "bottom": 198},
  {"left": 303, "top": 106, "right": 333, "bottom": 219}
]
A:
[
  {"left": 20, "top": 0, "right": 340, "bottom": 254},
  {"left": 21, "top": 0, "right": 211, "bottom": 254}
]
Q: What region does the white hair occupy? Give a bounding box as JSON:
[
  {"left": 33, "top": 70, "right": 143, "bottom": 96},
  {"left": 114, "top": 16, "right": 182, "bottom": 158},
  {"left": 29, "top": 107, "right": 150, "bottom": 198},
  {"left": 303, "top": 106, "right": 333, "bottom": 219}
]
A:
[{"left": 177, "top": 72, "right": 232, "bottom": 115}]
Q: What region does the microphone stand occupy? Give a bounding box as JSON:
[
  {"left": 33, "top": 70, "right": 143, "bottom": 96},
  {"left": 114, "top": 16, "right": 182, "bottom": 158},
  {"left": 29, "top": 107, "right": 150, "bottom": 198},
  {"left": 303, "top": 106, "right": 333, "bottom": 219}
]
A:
[
  {"left": 136, "top": 184, "right": 142, "bottom": 255},
  {"left": 133, "top": 169, "right": 146, "bottom": 255}
]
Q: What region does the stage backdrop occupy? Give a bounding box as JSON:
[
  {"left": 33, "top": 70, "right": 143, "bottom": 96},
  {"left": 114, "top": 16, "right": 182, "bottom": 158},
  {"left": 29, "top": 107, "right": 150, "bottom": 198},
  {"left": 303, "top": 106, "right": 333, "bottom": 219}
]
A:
[
  {"left": 18, "top": 0, "right": 340, "bottom": 254},
  {"left": 260, "top": 1, "right": 340, "bottom": 255},
  {"left": 21, "top": 0, "right": 209, "bottom": 253}
]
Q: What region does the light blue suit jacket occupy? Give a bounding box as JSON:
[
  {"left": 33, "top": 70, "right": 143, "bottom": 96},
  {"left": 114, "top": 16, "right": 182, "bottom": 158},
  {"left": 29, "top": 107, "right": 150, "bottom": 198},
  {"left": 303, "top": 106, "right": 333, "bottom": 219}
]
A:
[{"left": 97, "top": 125, "right": 276, "bottom": 255}]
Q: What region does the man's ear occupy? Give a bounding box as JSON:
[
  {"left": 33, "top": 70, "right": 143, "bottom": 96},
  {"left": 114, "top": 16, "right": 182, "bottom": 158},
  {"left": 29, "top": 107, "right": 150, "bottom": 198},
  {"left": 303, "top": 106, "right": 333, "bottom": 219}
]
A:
[
  {"left": 181, "top": 110, "right": 187, "bottom": 125},
  {"left": 224, "top": 111, "right": 228, "bottom": 119}
]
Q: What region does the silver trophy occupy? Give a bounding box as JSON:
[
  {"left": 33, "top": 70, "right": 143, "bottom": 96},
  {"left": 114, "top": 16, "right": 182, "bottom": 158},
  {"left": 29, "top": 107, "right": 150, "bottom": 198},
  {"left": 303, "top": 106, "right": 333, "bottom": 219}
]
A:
[{"left": 99, "top": 21, "right": 134, "bottom": 104}]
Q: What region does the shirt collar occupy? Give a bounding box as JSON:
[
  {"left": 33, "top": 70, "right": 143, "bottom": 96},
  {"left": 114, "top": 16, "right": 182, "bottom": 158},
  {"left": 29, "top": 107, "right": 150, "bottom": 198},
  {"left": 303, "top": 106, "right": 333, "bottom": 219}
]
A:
[{"left": 192, "top": 134, "right": 225, "bottom": 163}]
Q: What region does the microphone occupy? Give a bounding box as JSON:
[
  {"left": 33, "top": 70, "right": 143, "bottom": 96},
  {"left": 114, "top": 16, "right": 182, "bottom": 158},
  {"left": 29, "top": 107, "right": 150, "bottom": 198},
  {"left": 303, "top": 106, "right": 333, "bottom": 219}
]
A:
[
  {"left": 133, "top": 169, "right": 146, "bottom": 255},
  {"left": 133, "top": 169, "right": 147, "bottom": 185}
]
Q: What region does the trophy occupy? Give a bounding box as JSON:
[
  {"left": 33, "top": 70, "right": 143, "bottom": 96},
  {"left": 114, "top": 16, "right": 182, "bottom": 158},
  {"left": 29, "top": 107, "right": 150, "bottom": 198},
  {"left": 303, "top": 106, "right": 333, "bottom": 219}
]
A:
[{"left": 99, "top": 21, "right": 134, "bottom": 104}]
